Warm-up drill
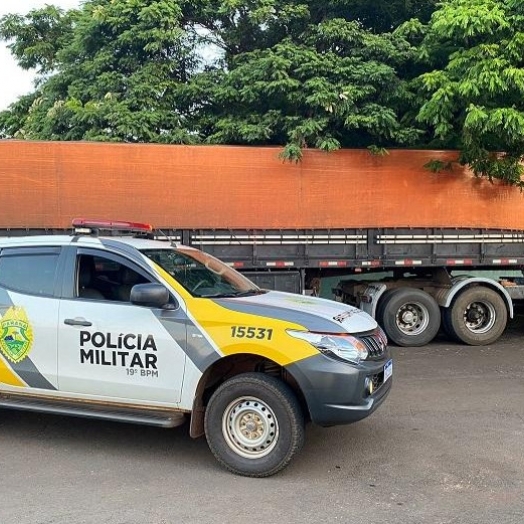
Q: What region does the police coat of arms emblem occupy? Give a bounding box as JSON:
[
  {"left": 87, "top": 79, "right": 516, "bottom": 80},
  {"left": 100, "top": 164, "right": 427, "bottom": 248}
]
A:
[{"left": 0, "top": 307, "right": 34, "bottom": 363}]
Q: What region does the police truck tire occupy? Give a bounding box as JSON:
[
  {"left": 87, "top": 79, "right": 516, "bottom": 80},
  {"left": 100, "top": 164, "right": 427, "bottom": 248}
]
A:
[
  {"left": 204, "top": 372, "right": 305, "bottom": 477},
  {"left": 443, "top": 287, "right": 507, "bottom": 346},
  {"left": 377, "top": 288, "right": 441, "bottom": 347}
]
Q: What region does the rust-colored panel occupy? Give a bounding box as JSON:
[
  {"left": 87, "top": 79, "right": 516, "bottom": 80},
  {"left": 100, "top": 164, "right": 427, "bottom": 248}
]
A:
[{"left": 0, "top": 140, "right": 523, "bottom": 230}]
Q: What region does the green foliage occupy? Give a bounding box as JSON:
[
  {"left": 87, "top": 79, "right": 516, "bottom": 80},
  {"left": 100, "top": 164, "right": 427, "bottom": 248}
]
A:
[
  {"left": 318, "top": 0, "right": 438, "bottom": 34},
  {"left": 423, "top": 159, "right": 453, "bottom": 172},
  {"left": 279, "top": 143, "right": 303, "bottom": 162},
  {"left": 186, "top": 0, "right": 438, "bottom": 61},
  {"left": 193, "top": 21, "right": 422, "bottom": 156},
  {"left": 0, "top": 0, "right": 198, "bottom": 142},
  {"left": 417, "top": 0, "right": 524, "bottom": 187},
  {"left": 0, "top": 6, "right": 75, "bottom": 74},
  {"left": 0, "top": 0, "right": 428, "bottom": 150},
  {"left": 0, "top": 0, "right": 425, "bottom": 150},
  {"left": 368, "top": 145, "right": 389, "bottom": 156}
]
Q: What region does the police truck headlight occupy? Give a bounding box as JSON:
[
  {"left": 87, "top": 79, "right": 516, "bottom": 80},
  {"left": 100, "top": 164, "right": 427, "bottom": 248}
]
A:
[{"left": 287, "top": 330, "right": 368, "bottom": 364}]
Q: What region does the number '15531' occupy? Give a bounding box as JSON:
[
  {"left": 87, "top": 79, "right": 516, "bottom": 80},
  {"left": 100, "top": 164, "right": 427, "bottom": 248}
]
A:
[{"left": 231, "top": 326, "right": 273, "bottom": 340}]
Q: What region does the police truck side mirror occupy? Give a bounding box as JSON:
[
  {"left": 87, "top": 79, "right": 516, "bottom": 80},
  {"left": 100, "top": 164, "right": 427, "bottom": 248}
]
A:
[{"left": 130, "top": 283, "right": 171, "bottom": 309}]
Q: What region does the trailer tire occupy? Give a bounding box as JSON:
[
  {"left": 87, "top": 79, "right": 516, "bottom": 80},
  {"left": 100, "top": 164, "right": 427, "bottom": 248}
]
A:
[
  {"left": 443, "top": 286, "right": 507, "bottom": 346},
  {"left": 377, "top": 288, "right": 441, "bottom": 347},
  {"left": 204, "top": 373, "right": 304, "bottom": 477}
]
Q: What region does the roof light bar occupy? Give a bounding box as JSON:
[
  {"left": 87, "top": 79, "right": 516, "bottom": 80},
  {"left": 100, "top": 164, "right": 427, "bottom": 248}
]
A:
[{"left": 72, "top": 218, "right": 153, "bottom": 232}]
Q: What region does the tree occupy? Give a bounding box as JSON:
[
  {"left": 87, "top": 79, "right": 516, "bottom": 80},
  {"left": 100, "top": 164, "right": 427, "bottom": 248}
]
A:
[
  {"left": 0, "top": 0, "right": 198, "bottom": 142},
  {"left": 187, "top": 19, "right": 421, "bottom": 159},
  {"left": 417, "top": 0, "right": 524, "bottom": 187},
  {"left": 0, "top": 5, "right": 75, "bottom": 74},
  {"left": 0, "top": 0, "right": 429, "bottom": 154}
]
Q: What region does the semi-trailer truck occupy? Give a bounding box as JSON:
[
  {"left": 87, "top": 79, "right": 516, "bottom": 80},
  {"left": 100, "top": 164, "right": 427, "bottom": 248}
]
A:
[{"left": 1, "top": 140, "right": 523, "bottom": 347}]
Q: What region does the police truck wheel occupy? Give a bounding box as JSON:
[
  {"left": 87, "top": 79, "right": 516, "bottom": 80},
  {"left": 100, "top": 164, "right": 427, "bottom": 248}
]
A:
[
  {"left": 204, "top": 373, "right": 304, "bottom": 477},
  {"left": 377, "top": 288, "right": 441, "bottom": 347},
  {"left": 443, "top": 287, "right": 507, "bottom": 346}
]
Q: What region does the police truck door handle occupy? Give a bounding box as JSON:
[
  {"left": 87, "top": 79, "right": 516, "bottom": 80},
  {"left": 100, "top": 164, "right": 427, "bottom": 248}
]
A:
[{"left": 64, "top": 318, "right": 93, "bottom": 327}]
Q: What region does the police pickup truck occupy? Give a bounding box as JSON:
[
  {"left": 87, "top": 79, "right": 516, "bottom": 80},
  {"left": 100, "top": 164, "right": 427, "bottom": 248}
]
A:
[{"left": 0, "top": 219, "right": 392, "bottom": 477}]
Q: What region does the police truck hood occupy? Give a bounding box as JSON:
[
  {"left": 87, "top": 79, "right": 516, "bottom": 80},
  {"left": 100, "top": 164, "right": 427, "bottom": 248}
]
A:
[{"left": 213, "top": 290, "right": 377, "bottom": 334}]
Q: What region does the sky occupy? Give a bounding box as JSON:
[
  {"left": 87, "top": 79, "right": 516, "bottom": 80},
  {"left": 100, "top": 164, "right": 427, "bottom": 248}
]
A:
[{"left": 0, "top": 0, "right": 81, "bottom": 110}]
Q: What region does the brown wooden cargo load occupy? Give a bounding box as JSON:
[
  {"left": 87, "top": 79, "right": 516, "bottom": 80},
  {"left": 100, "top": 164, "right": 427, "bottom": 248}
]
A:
[{"left": 0, "top": 140, "right": 523, "bottom": 230}]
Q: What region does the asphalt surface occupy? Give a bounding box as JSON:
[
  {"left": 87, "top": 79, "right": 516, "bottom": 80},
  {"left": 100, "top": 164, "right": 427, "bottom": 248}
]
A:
[{"left": 1, "top": 317, "right": 523, "bottom": 523}]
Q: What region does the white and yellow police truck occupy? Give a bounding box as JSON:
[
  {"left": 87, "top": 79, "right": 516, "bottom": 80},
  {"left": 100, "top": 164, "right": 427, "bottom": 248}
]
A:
[{"left": 0, "top": 220, "right": 392, "bottom": 477}]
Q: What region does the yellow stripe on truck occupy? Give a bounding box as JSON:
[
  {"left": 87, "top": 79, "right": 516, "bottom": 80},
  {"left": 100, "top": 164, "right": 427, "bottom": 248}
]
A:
[
  {"left": 0, "top": 357, "right": 26, "bottom": 387},
  {"left": 188, "top": 299, "right": 318, "bottom": 366}
]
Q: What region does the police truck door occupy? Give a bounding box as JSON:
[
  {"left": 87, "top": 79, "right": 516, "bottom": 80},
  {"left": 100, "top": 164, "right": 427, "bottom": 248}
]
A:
[
  {"left": 57, "top": 249, "right": 186, "bottom": 404},
  {"left": 0, "top": 247, "right": 62, "bottom": 393}
]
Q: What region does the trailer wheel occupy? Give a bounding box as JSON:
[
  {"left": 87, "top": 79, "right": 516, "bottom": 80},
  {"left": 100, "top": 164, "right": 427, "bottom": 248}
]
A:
[
  {"left": 204, "top": 373, "right": 304, "bottom": 477},
  {"left": 377, "top": 288, "right": 441, "bottom": 347},
  {"left": 443, "top": 286, "right": 507, "bottom": 346}
]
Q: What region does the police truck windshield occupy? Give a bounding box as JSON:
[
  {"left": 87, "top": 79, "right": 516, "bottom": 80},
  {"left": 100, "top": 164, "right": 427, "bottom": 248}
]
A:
[{"left": 141, "top": 247, "right": 263, "bottom": 298}]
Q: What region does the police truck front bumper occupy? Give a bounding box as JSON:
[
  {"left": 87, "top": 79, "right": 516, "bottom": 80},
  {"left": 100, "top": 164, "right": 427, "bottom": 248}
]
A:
[{"left": 286, "top": 353, "right": 393, "bottom": 427}]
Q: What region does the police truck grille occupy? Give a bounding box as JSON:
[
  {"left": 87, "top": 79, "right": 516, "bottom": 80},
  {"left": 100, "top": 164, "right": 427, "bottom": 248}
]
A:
[{"left": 358, "top": 329, "right": 387, "bottom": 359}]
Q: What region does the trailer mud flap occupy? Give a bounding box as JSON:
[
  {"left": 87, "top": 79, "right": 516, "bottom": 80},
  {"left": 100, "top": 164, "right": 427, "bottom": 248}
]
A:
[{"left": 360, "top": 283, "right": 388, "bottom": 317}]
